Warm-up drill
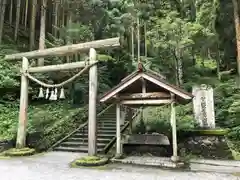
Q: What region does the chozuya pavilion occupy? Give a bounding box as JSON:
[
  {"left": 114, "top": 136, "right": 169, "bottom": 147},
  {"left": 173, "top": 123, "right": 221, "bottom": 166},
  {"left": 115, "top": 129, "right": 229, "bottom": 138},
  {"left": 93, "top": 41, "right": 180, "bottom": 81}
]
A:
[{"left": 99, "top": 64, "right": 193, "bottom": 162}]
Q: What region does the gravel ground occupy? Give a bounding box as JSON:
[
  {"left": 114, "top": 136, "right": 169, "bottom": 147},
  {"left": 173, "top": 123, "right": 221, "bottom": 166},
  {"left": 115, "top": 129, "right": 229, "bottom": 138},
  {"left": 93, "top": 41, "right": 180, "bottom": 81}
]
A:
[{"left": 0, "top": 151, "right": 239, "bottom": 180}]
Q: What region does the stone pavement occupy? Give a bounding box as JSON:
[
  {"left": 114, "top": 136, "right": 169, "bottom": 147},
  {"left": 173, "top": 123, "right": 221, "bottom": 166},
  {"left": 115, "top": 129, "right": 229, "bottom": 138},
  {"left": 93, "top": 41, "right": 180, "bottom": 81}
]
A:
[
  {"left": 113, "top": 156, "right": 240, "bottom": 174},
  {"left": 0, "top": 151, "right": 239, "bottom": 180}
]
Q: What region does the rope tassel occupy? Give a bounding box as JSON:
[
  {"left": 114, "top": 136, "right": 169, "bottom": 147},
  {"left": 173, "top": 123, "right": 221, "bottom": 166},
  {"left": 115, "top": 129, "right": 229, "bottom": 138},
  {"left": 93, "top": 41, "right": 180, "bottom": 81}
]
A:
[
  {"left": 59, "top": 87, "right": 65, "bottom": 99},
  {"left": 53, "top": 88, "right": 58, "bottom": 100},
  {"left": 45, "top": 88, "right": 49, "bottom": 99},
  {"left": 49, "top": 89, "right": 55, "bottom": 101},
  {"left": 38, "top": 87, "right": 44, "bottom": 98}
]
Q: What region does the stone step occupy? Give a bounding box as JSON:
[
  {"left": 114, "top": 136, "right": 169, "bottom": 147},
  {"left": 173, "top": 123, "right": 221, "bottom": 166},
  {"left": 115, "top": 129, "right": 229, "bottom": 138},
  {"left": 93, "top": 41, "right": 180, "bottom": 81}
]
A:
[
  {"left": 61, "top": 141, "right": 106, "bottom": 148},
  {"left": 97, "top": 123, "right": 116, "bottom": 128},
  {"left": 98, "top": 120, "right": 116, "bottom": 123},
  {"left": 67, "top": 137, "right": 112, "bottom": 143},
  {"left": 52, "top": 106, "right": 131, "bottom": 154},
  {"left": 74, "top": 133, "right": 115, "bottom": 138},
  {"left": 98, "top": 115, "right": 115, "bottom": 118},
  {"left": 98, "top": 116, "right": 115, "bottom": 119},
  {"left": 98, "top": 122, "right": 115, "bottom": 125},
  {"left": 98, "top": 124, "right": 125, "bottom": 128},
  {"left": 97, "top": 126, "right": 116, "bottom": 130},
  {"left": 54, "top": 146, "right": 103, "bottom": 153},
  {"left": 97, "top": 130, "right": 116, "bottom": 134}
]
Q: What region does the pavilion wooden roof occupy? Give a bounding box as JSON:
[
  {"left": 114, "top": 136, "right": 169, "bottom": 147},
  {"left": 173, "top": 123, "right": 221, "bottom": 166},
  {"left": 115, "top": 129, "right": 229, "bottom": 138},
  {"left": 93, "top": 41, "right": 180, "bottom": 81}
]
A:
[{"left": 99, "top": 69, "right": 193, "bottom": 104}]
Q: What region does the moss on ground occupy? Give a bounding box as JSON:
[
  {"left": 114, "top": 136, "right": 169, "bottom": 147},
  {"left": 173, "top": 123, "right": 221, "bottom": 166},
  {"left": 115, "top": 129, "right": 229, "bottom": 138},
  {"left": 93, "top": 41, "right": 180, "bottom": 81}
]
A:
[
  {"left": 70, "top": 156, "right": 109, "bottom": 167},
  {"left": 183, "top": 129, "right": 229, "bottom": 136},
  {"left": 2, "top": 148, "right": 35, "bottom": 157},
  {"left": 231, "top": 149, "right": 240, "bottom": 160},
  {"left": 232, "top": 172, "right": 240, "bottom": 177}
]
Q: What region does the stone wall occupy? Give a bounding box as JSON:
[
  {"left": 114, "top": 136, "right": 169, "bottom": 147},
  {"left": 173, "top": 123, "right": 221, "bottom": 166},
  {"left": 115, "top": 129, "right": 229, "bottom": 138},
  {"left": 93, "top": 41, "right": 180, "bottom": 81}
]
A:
[
  {"left": 178, "top": 136, "right": 233, "bottom": 160},
  {"left": 123, "top": 144, "right": 172, "bottom": 157},
  {"left": 0, "top": 140, "right": 14, "bottom": 152}
]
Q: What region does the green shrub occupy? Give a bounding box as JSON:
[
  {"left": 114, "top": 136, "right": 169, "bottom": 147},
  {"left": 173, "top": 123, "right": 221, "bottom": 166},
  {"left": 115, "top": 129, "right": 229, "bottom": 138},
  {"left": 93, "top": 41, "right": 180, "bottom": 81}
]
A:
[
  {"left": 227, "top": 126, "right": 240, "bottom": 141},
  {"left": 0, "top": 102, "right": 88, "bottom": 151},
  {"left": 132, "top": 104, "right": 195, "bottom": 135},
  {"left": 27, "top": 102, "right": 87, "bottom": 150}
]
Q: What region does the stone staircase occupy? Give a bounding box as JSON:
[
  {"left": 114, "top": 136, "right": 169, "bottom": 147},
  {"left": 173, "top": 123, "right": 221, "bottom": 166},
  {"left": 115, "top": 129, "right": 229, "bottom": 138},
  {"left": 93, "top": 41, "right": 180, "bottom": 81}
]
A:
[{"left": 53, "top": 105, "right": 132, "bottom": 153}]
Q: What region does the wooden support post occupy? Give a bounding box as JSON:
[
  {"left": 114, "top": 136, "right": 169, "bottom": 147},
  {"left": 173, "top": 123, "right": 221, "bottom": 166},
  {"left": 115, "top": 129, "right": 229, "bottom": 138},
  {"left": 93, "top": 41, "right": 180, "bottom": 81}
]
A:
[
  {"left": 116, "top": 103, "right": 122, "bottom": 156},
  {"left": 16, "top": 57, "right": 29, "bottom": 149},
  {"left": 88, "top": 48, "right": 97, "bottom": 156},
  {"left": 170, "top": 94, "right": 179, "bottom": 162}
]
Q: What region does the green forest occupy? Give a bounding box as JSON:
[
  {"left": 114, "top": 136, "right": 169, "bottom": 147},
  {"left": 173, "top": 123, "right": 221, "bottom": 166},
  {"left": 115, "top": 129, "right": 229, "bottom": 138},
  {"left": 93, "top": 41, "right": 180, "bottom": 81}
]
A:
[{"left": 0, "top": 0, "right": 239, "bottom": 157}]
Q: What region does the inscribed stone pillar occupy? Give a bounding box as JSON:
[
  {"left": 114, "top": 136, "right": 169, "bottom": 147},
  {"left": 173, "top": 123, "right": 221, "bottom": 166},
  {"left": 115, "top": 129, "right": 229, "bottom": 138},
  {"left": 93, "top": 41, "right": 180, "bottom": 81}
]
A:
[{"left": 192, "top": 84, "right": 215, "bottom": 128}]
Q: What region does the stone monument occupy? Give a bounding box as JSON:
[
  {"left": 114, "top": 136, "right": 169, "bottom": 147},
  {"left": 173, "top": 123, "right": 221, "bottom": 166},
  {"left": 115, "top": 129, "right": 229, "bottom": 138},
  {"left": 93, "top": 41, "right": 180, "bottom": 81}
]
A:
[{"left": 192, "top": 84, "right": 215, "bottom": 128}]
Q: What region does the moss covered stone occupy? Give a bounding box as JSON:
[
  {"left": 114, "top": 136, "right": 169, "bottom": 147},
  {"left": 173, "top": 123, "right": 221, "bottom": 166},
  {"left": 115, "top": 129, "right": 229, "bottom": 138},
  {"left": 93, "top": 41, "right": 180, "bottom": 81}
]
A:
[
  {"left": 71, "top": 156, "right": 109, "bottom": 167},
  {"left": 2, "top": 148, "right": 35, "bottom": 157}
]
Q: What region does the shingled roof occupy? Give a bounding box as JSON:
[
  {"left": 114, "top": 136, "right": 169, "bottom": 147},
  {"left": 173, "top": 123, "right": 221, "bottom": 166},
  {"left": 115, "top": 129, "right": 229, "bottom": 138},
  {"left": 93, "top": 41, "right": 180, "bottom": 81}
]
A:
[{"left": 99, "top": 69, "right": 193, "bottom": 103}]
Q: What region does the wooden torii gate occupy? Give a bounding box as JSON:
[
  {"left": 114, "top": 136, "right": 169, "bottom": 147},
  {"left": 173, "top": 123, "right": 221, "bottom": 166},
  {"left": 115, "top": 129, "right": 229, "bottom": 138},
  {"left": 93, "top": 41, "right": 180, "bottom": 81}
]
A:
[{"left": 4, "top": 37, "right": 120, "bottom": 156}]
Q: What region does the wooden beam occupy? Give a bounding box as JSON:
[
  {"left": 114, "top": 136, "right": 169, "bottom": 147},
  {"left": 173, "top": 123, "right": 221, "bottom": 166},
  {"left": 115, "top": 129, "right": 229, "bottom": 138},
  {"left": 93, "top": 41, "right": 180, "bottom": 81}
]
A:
[
  {"left": 119, "top": 92, "right": 171, "bottom": 100},
  {"left": 28, "top": 61, "right": 90, "bottom": 73},
  {"left": 88, "top": 48, "right": 97, "bottom": 156},
  {"left": 16, "top": 57, "right": 29, "bottom": 148},
  {"left": 5, "top": 37, "right": 120, "bottom": 60},
  {"left": 121, "top": 99, "right": 172, "bottom": 105},
  {"left": 142, "top": 74, "right": 192, "bottom": 100},
  {"left": 100, "top": 74, "right": 142, "bottom": 102}
]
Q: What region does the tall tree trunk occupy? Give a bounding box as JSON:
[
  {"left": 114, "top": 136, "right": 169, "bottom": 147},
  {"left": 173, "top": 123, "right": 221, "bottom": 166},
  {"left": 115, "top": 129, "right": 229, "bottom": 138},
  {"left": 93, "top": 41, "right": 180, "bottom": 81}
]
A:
[
  {"left": 53, "top": 0, "right": 59, "bottom": 37},
  {"left": 38, "top": 0, "right": 47, "bottom": 66},
  {"left": 9, "top": 0, "right": 13, "bottom": 25},
  {"left": 175, "top": 47, "right": 183, "bottom": 86},
  {"left": 0, "top": 0, "right": 7, "bottom": 45},
  {"left": 14, "top": 0, "right": 21, "bottom": 41},
  {"left": 137, "top": 17, "right": 140, "bottom": 62},
  {"left": 216, "top": 48, "right": 221, "bottom": 80},
  {"left": 24, "top": 0, "right": 29, "bottom": 30},
  {"left": 144, "top": 22, "right": 147, "bottom": 57},
  {"left": 232, "top": 0, "right": 240, "bottom": 78},
  {"left": 131, "top": 25, "right": 135, "bottom": 63},
  {"left": 66, "top": 10, "right": 72, "bottom": 63},
  {"left": 30, "top": 0, "right": 37, "bottom": 50},
  {"left": 178, "top": 58, "right": 183, "bottom": 85}
]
